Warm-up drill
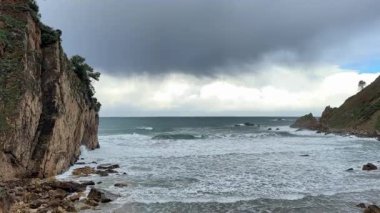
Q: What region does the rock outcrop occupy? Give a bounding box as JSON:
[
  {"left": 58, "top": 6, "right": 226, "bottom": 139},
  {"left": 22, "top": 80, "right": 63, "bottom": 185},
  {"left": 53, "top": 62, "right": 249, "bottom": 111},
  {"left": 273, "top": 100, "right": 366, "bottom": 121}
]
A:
[
  {"left": 290, "top": 113, "right": 320, "bottom": 130},
  {"left": 0, "top": 0, "right": 100, "bottom": 180},
  {"left": 293, "top": 75, "right": 380, "bottom": 137}
]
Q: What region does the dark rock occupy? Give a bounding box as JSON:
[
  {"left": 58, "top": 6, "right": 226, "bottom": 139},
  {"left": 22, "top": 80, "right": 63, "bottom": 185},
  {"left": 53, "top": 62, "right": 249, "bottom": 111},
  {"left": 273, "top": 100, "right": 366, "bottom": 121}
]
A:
[
  {"left": 362, "top": 163, "right": 378, "bottom": 171},
  {"left": 268, "top": 128, "right": 272, "bottom": 131},
  {"left": 105, "top": 169, "right": 118, "bottom": 174},
  {"left": 114, "top": 183, "right": 128, "bottom": 188},
  {"left": 29, "top": 200, "right": 44, "bottom": 209},
  {"left": 81, "top": 181, "right": 95, "bottom": 186},
  {"left": 244, "top": 122, "right": 255, "bottom": 126},
  {"left": 91, "top": 161, "right": 97, "bottom": 164},
  {"left": 87, "top": 188, "right": 118, "bottom": 203},
  {"left": 299, "top": 154, "right": 309, "bottom": 157},
  {"left": 96, "top": 170, "right": 109, "bottom": 177},
  {"left": 97, "top": 164, "right": 120, "bottom": 170},
  {"left": 48, "top": 181, "right": 86, "bottom": 193},
  {"left": 80, "top": 158, "right": 85, "bottom": 160},
  {"left": 364, "top": 205, "right": 380, "bottom": 213},
  {"left": 276, "top": 128, "right": 280, "bottom": 131},
  {"left": 75, "top": 162, "right": 86, "bottom": 165},
  {"left": 357, "top": 203, "right": 366, "bottom": 208},
  {"left": 346, "top": 168, "right": 354, "bottom": 171},
  {"left": 97, "top": 182, "right": 103, "bottom": 184}
]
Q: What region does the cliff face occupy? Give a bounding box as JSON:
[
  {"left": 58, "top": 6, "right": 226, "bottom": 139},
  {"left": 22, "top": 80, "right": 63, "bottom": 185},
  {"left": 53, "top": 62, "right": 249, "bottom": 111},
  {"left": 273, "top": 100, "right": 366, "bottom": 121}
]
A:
[
  {"left": 293, "top": 76, "right": 380, "bottom": 137},
  {"left": 0, "top": 0, "right": 99, "bottom": 180}
]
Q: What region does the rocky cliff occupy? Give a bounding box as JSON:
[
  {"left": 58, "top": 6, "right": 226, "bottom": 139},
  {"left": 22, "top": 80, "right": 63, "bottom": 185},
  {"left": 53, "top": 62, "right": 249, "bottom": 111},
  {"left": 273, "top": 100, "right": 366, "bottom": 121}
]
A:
[
  {"left": 0, "top": 0, "right": 100, "bottom": 180},
  {"left": 293, "top": 75, "right": 380, "bottom": 137}
]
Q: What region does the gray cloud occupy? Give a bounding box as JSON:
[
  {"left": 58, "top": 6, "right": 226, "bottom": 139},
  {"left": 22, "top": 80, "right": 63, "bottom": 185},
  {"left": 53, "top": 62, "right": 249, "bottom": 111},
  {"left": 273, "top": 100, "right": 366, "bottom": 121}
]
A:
[{"left": 37, "top": 0, "right": 380, "bottom": 75}]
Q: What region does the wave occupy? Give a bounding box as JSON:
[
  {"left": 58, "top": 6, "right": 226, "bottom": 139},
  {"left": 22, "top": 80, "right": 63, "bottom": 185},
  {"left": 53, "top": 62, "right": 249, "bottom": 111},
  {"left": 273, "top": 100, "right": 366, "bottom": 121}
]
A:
[
  {"left": 136, "top": 126, "right": 154, "bottom": 131},
  {"left": 233, "top": 122, "right": 261, "bottom": 127},
  {"left": 152, "top": 134, "right": 205, "bottom": 140}
]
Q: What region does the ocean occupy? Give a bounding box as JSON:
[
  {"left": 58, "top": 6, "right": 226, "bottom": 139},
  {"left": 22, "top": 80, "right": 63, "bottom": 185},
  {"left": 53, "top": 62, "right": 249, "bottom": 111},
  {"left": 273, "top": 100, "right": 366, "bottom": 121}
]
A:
[{"left": 59, "top": 117, "right": 380, "bottom": 213}]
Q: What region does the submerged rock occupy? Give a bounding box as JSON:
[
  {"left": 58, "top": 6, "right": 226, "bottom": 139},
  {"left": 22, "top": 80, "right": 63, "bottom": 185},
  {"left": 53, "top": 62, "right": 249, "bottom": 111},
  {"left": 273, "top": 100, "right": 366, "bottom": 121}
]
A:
[
  {"left": 97, "top": 164, "right": 120, "bottom": 170},
  {"left": 114, "top": 183, "right": 128, "bottom": 188},
  {"left": 362, "top": 163, "right": 378, "bottom": 171},
  {"left": 346, "top": 168, "right": 354, "bottom": 171}
]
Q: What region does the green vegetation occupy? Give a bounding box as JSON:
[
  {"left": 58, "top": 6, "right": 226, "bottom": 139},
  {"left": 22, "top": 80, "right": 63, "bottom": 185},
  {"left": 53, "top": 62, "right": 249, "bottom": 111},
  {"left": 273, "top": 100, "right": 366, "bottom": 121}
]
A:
[
  {"left": 70, "top": 55, "right": 101, "bottom": 111},
  {"left": 40, "top": 24, "right": 62, "bottom": 47}
]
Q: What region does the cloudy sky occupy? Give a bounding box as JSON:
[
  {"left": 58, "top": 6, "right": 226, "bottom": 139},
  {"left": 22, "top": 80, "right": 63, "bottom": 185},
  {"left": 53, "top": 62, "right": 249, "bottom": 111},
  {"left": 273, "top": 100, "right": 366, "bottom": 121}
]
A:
[{"left": 37, "top": 0, "right": 380, "bottom": 116}]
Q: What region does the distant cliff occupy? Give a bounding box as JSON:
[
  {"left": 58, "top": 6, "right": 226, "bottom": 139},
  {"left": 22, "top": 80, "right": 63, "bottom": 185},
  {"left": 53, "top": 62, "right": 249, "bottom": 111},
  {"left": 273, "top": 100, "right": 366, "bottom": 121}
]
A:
[
  {"left": 0, "top": 0, "right": 100, "bottom": 180},
  {"left": 293, "top": 76, "right": 380, "bottom": 137}
]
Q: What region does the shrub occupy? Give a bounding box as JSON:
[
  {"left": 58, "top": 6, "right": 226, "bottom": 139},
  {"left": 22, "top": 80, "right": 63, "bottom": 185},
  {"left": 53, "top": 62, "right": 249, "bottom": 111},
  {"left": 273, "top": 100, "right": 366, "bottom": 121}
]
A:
[{"left": 70, "top": 55, "right": 101, "bottom": 111}]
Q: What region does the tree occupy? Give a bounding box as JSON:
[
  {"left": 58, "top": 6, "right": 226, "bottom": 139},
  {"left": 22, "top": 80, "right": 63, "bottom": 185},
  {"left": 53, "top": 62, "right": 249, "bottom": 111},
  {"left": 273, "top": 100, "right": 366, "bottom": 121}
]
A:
[
  {"left": 70, "top": 55, "right": 101, "bottom": 109},
  {"left": 358, "top": 80, "right": 366, "bottom": 91}
]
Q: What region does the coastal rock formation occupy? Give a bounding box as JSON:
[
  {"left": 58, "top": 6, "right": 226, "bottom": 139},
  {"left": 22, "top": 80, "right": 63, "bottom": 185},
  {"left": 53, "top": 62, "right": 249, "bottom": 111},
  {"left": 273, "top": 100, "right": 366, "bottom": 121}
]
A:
[
  {"left": 293, "top": 75, "right": 380, "bottom": 137},
  {"left": 0, "top": 0, "right": 100, "bottom": 180},
  {"left": 290, "top": 113, "right": 320, "bottom": 130}
]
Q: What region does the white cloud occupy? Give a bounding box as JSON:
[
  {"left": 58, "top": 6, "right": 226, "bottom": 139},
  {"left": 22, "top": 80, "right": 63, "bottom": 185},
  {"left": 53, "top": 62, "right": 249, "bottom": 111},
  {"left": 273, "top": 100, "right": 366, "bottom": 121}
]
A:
[{"left": 93, "top": 65, "right": 379, "bottom": 116}]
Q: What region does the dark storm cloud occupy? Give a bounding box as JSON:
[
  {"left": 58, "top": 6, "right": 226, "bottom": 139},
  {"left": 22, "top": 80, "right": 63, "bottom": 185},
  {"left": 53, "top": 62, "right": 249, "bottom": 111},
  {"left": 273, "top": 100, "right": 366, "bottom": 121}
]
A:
[{"left": 37, "top": 0, "right": 380, "bottom": 75}]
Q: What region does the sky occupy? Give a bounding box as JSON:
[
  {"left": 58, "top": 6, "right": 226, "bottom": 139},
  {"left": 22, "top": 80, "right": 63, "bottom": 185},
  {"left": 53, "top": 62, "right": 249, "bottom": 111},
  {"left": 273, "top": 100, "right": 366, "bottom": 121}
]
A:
[{"left": 37, "top": 0, "right": 380, "bottom": 116}]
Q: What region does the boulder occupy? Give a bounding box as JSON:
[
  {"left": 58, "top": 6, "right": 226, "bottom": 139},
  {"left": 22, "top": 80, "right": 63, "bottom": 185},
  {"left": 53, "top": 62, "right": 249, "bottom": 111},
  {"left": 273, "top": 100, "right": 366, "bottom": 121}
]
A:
[
  {"left": 87, "top": 188, "right": 118, "bottom": 203},
  {"left": 362, "top": 163, "right": 378, "bottom": 171},
  {"left": 72, "top": 166, "right": 96, "bottom": 176}
]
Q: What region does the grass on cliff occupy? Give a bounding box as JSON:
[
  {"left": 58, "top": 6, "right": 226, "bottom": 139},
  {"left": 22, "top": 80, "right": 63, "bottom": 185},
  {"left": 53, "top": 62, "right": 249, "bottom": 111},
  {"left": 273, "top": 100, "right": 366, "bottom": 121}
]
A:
[{"left": 0, "top": 13, "right": 27, "bottom": 131}]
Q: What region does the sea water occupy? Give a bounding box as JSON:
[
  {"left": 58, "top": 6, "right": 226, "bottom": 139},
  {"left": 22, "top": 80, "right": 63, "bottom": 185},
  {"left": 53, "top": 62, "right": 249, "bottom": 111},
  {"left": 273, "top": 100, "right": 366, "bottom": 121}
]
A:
[{"left": 58, "top": 117, "right": 380, "bottom": 213}]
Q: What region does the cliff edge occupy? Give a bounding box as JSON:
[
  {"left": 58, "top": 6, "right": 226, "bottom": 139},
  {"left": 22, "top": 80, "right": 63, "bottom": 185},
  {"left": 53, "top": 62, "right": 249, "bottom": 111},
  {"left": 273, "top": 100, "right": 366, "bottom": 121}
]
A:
[
  {"left": 293, "top": 75, "right": 380, "bottom": 137},
  {"left": 0, "top": 0, "right": 100, "bottom": 180}
]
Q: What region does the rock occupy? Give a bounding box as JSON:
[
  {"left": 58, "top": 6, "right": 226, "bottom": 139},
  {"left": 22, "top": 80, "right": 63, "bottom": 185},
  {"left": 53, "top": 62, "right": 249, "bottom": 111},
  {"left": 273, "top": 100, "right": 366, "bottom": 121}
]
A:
[
  {"left": 364, "top": 205, "right": 380, "bottom": 213},
  {"left": 29, "top": 200, "right": 44, "bottom": 209},
  {"left": 114, "top": 183, "right": 128, "bottom": 188},
  {"left": 81, "top": 181, "right": 95, "bottom": 186},
  {"left": 87, "top": 188, "right": 118, "bottom": 203},
  {"left": 85, "top": 198, "right": 99, "bottom": 207},
  {"left": 97, "top": 182, "right": 103, "bottom": 184},
  {"left": 291, "top": 113, "right": 320, "bottom": 130},
  {"left": 96, "top": 170, "right": 109, "bottom": 177},
  {"left": 72, "top": 166, "right": 96, "bottom": 176},
  {"left": 244, "top": 122, "right": 255, "bottom": 126},
  {"left": 299, "top": 154, "right": 309, "bottom": 157},
  {"left": 75, "top": 162, "right": 86, "bottom": 165},
  {"left": 362, "top": 163, "right": 378, "bottom": 171},
  {"left": 268, "top": 128, "right": 272, "bottom": 131},
  {"left": 105, "top": 169, "right": 118, "bottom": 174},
  {"left": 97, "top": 164, "right": 120, "bottom": 170},
  {"left": 67, "top": 193, "right": 81, "bottom": 202},
  {"left": 91, "top": 161, "right": 97, "bottom": 164},
  {"left": 357, "top": 203, "right": 366, "bottom": 208},
  {"left": 48, "top": 181, "right": 86, "bottom": 193},
  {"left": 276, "top": 128, "right": 280, "bottom": 131},
  {"left": 346, "top": 168, "right": 354, "bottom": 171},
  {"left": 48, "top": 189, "right": 68, "bottom": 199}
]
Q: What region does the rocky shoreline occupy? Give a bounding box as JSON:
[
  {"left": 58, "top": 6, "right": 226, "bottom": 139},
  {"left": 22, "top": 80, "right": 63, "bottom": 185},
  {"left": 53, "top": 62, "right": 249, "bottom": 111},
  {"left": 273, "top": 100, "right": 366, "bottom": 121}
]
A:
[{"left": 0, "top": 162, "right": 128, "bottom": 213}]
